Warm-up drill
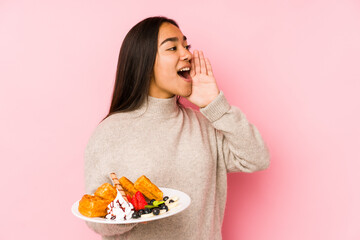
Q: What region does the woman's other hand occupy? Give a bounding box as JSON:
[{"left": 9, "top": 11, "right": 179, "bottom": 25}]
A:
[{"left": 186, "top": 50, "right": 220, "bottom": 108}]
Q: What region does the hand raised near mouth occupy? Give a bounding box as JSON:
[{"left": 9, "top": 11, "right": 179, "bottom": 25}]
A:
[{"left": 186, "top": 50, "right": 220, "bottom": 108}]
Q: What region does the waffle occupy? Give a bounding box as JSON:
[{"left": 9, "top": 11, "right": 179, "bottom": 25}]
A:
[
  {"left": 78, "top": 183, "right": 117, "bottom": 218},
  {"left": 94, "top": 183, "right": 117, "bottom": 201},
  {"left": 134, "top": 175, "right": 163, "bottom": 201},
  {"left": 119, "top": 176, "right": 138, "bottom": 197},
  {"left": 78, "top": 194, "right": 112, "bottom": 218}
]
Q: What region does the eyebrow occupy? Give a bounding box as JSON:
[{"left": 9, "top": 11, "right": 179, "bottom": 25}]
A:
[{"left": 160, "top": 35, "right": 187, "bottom": 46}]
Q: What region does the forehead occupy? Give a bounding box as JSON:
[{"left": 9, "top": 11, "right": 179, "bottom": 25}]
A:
[{"left": 158, "top": 23, "right": 184, "bottom": 42}]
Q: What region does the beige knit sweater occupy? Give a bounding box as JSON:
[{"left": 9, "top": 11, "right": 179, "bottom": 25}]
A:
[{"left": 84, "top": 91, "right": 270, "bottom": 240}]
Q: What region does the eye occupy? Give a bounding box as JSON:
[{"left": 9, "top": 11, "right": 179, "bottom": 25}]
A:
[{"left": 167, "top": 45, "right": 191, "bottom": 51}]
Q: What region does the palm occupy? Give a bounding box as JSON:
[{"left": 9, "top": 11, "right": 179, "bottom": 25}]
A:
[{"left": 186, "top": 50, "right": 219, "bottom": 108}]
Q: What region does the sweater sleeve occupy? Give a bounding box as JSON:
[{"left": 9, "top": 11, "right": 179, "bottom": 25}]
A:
[
  {"left": 83, "top": 129, "right": 138, "bottom": 236},
  {"left": 200, "top": 91, "right": 270, "bottom": 173}
]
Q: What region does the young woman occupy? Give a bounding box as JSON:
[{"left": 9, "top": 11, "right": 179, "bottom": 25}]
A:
[{"left": 84, "top": 16, "right": 270, "bottom": 240}]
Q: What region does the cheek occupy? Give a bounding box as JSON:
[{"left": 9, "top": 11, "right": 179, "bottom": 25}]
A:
[
  {"left": 154, "top": 54, "right": 178, "bottom": 81},
  {"left": 160, "top": 55, "right": 177, "bottom": 72}
]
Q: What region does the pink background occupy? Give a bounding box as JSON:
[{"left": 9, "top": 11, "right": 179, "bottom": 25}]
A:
[{"left": 1, "top": 0, "right": 359, "bottom": 239}]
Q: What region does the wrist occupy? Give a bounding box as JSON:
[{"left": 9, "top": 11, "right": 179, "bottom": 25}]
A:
[
  {"left": 200, "top": 91, "right": 231, "bottom": 122},
  {"left": 201, "top": 90, "right": 220, "bottom": 108}
]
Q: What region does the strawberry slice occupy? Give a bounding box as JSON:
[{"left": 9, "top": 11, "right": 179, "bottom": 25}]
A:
[
  {"left": 135, "top": 191, "right": 148, "bottom": 210},
  {"left": 131, "top": 195, "right": 139, "bottom": 211},
  {"left": 126, "top": 194, "right": 132, "bottom": 202}
]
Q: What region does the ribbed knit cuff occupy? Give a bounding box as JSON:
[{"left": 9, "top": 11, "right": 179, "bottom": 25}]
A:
[{"left": 200, "top": 91, "right": 231, "bottom": 122}]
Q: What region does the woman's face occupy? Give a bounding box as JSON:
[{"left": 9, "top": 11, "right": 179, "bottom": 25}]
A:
[{"left": 149, "top": 22, "right": 192, "bottom": 98}]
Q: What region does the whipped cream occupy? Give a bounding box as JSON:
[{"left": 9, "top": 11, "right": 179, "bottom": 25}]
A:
[{"left": 105, "top": 190, "right": 134, "bottom": 221}]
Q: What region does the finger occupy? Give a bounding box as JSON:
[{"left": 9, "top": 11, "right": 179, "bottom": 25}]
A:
[
  {"left": 194, "top": 50, "right": 201, "bottom": 74},
  {"left": 205, "top": 58, "right": 213, "bottom": 76},
  {"left": 199, "top": 51, "right": 207, "bottom": 75},
  {"left": 190, "top": 53, "right": 195, "bottom": 77}
]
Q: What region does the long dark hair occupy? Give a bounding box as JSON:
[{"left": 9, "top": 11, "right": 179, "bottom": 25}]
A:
[{"left": 103, "top": 16, "right": 180, "bottom": 120}]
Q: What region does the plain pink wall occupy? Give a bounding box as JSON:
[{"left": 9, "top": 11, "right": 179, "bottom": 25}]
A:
[{"left": 1, "top": 0, "right": 359, "bottom": 239}]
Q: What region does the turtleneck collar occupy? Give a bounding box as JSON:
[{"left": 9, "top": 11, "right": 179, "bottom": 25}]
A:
[{"left": 133, "top": 95, "right": 179, "bottom": 118}]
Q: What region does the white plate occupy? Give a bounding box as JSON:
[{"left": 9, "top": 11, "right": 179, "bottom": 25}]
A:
[{"left": 71, "top": 187, "right": 191, "bottom": 224}]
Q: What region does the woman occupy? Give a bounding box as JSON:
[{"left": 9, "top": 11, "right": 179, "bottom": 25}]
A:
[{"left": 84, "top": 16, "right": 270, "bottom": 240}]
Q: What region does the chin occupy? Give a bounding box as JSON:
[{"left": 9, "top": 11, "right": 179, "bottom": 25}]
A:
[{"left": 177, "top": 87, "right": 192, "bottom": 98}]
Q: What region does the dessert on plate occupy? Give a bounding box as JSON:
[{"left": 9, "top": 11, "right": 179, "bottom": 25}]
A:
[{"left": 77, "top": 174, "right": 179, "bottom": 221}]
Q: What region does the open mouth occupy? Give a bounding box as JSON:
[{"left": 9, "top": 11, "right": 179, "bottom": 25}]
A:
[{"left": 177, "top": 67, "right": 191, "bottom": 79}]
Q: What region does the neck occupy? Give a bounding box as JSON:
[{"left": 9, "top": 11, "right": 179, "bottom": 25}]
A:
[{"left": 133, "top": 95, "right": 179, "bottom": 118}]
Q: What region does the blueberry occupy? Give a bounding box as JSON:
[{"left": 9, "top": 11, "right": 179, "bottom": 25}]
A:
[
  {"left": 144, "top": 208, "right": 150, "bottom": 214},
  {"left": 150, "top": 199, "right": 156, "bottom": 205},
  {"left": 163, "top": 196, "right": 169, "bottom": 201},
  {"left": 158, "top": 203, "right": 165, "bottom": 208},
  {"left": 138, "top": 209, "right": 145, "bottom": 215},
  {"left": 152, "top": 208, "right": 160, "bottom": 215},
  {"left": 169, "top": 199, "right": 174, "bottom": 203},
  {"left": 132, "top": 212, "right": 140, "bottom": 219},
  {"left": 159, "top": 204, "right": 168, "bottom": 211}
]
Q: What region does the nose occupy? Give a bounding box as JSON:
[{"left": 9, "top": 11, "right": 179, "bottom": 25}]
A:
[{"left": 181, "top": 48, "right": 192, "bottom": 62}]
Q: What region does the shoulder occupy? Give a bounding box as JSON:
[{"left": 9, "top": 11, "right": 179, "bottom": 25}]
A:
[
  {"left": 85, "top": 113, "right": 132, "bottom": 151},
  {"left": 91, "top": 114, "right": 124, "bottom": 136}
]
